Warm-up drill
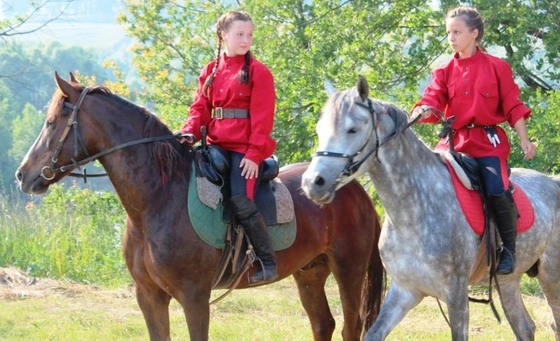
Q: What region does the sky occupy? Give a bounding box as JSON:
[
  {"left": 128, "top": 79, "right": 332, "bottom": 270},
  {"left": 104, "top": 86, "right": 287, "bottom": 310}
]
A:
[{"left": 1, "top": 0, "right": 128, "bottom": 48}]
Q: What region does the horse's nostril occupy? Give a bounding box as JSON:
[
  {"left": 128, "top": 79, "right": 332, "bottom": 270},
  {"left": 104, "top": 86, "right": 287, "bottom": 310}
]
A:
[{"left": 314, "top": 176, "right": 325, "bottom": 186}]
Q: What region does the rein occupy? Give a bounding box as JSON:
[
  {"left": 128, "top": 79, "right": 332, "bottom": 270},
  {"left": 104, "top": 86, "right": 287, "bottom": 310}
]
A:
[
  {"left": 40, "top": 87, "right": 179, "bottom": 182},
  {"left": 314, "top": 99, "right": 422, "bottom": 179}
]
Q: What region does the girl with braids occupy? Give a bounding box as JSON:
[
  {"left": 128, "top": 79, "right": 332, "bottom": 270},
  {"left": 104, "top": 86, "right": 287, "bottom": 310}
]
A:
[
  {"left": 178, "top": 11, "right": 277, "bottom": 283},
  {"left": 412, "top": 6, "right": 536, "bottom": 275}
]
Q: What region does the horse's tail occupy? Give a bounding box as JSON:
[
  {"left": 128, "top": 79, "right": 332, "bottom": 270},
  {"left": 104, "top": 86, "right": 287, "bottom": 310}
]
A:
[{"left": 360, "top": 212, "right": 386, "bottom": 337}]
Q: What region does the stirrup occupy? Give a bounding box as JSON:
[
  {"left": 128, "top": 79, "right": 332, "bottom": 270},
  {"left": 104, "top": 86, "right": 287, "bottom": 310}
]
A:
[
  {"left": 496, "top": 248, "right": 515, "bottom": 275},
  {"left": 249, "top": 262, "right": 278, "bottom": 284}
]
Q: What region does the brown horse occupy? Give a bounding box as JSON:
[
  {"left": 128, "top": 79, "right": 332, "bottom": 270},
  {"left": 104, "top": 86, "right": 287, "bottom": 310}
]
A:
[{"left": 15, "top": 72, "right": 385, "bottom": 341}]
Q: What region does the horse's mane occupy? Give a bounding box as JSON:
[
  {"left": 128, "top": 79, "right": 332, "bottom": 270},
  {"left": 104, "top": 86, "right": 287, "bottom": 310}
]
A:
[
  {"left": 70, "top": 82, "right": 191, "bottom": 181},
  {"left": 378, "top": 100, "right": 411, "bottom": 133}
]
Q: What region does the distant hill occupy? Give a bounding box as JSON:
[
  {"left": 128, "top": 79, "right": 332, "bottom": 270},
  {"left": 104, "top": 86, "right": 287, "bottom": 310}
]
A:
[{"left": 1, "top": 0, "right": 124, "bottom": 23}]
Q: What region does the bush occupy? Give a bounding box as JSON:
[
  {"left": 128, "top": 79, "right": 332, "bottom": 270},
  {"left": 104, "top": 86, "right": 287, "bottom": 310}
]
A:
[{"left": 0, "top": 182, "right": 129, "bottom": 287}]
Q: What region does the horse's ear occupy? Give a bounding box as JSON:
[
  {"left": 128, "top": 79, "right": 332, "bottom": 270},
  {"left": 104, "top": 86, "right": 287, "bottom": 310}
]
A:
[
  {"left": 69, "top": 72, "right": 78, "bottom": 83},
  {"left": 54, "top": 71, "right": 75, "bottom": 97},
  {"left": 324, "top": 78, "right": 336, "bottom": 95},
  {"left": 357, "top": 75, "right": 369, "bottom": 101}
]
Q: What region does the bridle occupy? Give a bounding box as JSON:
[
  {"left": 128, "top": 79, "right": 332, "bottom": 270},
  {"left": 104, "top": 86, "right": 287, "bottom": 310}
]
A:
[
  {"left": 313, "top": 98, "right": 421, "bottom": 180},
  {"left": 40, "top": 87, "right": 178, "bottom": 181}
]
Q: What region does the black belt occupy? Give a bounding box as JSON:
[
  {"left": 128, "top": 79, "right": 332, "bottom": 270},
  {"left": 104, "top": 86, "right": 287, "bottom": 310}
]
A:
[
  {"left": 465, "top": 123, "right": 496, "bottom": 128},
  {"left": 212, "top": 108, "right": 249, "bottom": 119}
]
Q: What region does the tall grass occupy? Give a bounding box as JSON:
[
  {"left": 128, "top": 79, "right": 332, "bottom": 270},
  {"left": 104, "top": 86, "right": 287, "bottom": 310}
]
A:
[
  {"left": 0, "top": 183, "right": 129, "bottom": 287},
  {"left": 0, "top": 182, "right": 546, "bottom": 297}
]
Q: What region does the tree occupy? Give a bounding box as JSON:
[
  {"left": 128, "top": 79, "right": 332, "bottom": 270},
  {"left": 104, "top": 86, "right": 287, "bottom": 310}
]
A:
[
  {"left": 0, "top": 83, "right": 18, "bottom": 193},
  {"left": 118, "top": 0, "right": 447, "bottom": 164},
  {"left": 0, "top": 0, "right": 75, "bottom": 77},
  {"left": 118, "top": 0, "right": 559, "bottom": 170},
  {"left": 10, "top": 103, "right": 44, "bottom": 163}
]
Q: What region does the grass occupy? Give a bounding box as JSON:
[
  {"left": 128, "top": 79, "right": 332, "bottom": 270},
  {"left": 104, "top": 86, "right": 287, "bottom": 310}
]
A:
[
  {"left": 0, "top": 184, "right": 129, "bottom": 287},
  {"left": 1, "top": 185, "right": 557, "bottom": 339},
  {"left": 0, "top": 276, "right": 557, "bottom": 340}
]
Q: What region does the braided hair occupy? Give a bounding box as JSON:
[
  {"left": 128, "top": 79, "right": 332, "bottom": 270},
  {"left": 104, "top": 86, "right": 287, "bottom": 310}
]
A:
[
  {"left": 202, "top": 11, "right": 252, "bottom": 97},
  {"left": 446, "top": 6, "right": 486, "bottom": 52}
]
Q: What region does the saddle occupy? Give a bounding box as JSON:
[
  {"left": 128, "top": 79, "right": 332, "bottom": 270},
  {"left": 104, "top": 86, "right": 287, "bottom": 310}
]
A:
[
  {"left": 194, "top": 144, "right": 285, "bottom": 225},
  {"left": 195, "top": 144, "right": 280, "bottom": 186},
  {"left": 439, "top": 151, "right": 534, "bottom": 284},
  {"left": 190, "top": 144, "right": 295, "bottom": 299},
  {"left": 440, "top": 150, "right": 534, "bottom": 236}
]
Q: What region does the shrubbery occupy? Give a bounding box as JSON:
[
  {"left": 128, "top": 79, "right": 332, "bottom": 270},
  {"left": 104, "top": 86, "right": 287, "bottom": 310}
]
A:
[{"left": 0, "top": 182, "right": 129, "bottom": 287}]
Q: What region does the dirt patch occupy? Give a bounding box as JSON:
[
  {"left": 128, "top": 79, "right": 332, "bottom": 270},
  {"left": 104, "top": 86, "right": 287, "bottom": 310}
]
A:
[{"left": 0, "top": 267, "right": 133, "bottom": 300}]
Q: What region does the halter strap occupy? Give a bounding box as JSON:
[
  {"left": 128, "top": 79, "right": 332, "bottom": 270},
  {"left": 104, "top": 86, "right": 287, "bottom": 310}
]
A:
[
  {"left": 40, "top": 88, "right": 179, "bottom": 181},
  {"left": 314, "top": 99, "right": 422, "bottom": 178}
]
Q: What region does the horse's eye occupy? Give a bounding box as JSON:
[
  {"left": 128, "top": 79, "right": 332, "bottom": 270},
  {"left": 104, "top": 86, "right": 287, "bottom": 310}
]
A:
[{"left": 348, "top": 128, "right": 357, "bottom": 134}]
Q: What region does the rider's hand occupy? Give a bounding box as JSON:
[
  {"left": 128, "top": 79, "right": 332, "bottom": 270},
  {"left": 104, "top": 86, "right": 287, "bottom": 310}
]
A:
[
  {"left": 521, "top": 139, "right": 536, "bottom": 160},
  {"left": 174, "top": 131, "right": 196, "bottom": 145},
  {"left": 412, "top": 105, "right": 432, "bottom": 118},
  {"left": 240, "top": 158, "right": 259, "bottom": 179}
]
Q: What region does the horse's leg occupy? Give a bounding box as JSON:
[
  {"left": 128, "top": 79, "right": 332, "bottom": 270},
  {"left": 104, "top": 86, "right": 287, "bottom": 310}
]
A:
[
  {"left": 445, "top": 290, "right": 470, "bottom": 341},
  {"left": 175, "top": 284, "right": 212, "bottom": 341},
  {"left": 329, "top": 252, "right": 371, "bottom": 340},
  {"left": 293, "top": 257, "right": 336, "bottom": 341},
  {"left": 497, "top": 277, "right": 535, "bottom": 340},
  {"left": 134, "top": 280, "right": 172, "bottom": 341},
  {"left": 537, "top": 262, "right": 560, "bottom": 340},
  {"left": 364, "top": 283, "right": 423, "bottom": 341},
  {"left": 124, "top": 228, "right": 172, "bottom": 341}
]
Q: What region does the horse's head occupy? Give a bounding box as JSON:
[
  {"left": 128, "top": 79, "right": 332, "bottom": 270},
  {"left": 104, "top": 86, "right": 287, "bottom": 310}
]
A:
[
  {"left": 15, "top": 72, "right": 97, "bottom": 194},
  {"left": 16, "top": 72, "right": 189, "bottom": 195},
  {"left": 302, "top": 76, "right": 406, "bottom": 203}
]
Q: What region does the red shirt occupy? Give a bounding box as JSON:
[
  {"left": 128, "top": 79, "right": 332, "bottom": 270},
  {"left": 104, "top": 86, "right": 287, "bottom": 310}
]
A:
[
  {"left": 413, "top": 49, "right": 531, "bottom": 160},
  {"left": 181, "top": 53, "right": 276, "bottom": 164}
]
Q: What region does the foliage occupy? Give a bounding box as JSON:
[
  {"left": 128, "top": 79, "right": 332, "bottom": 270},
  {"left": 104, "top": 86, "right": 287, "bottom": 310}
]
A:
[
  {"left": 507, "top": 89, "right": 560, "bottom": 173},
  {"left": 118, "top": 0, "right": 448, "bottom": 165},
  {"left": 0, "top": 1, "right": 74, "bottom": 45},
  {"left": 0, "top": 183, "right": 129, "bottom": 286},
  {"left": 117, "top": 0, "right": 559, "bottom": 170},
  {"left": 10, "top": 103, "right": 44, "bottom": 163},
  {"left": 0, "top": 40, "right": 113, "bottom": 195}
]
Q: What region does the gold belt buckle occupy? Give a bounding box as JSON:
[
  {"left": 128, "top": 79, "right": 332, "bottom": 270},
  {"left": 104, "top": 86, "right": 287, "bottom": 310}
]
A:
[{"left": 214, "top": 107, "right": 223, "bottom": 119}]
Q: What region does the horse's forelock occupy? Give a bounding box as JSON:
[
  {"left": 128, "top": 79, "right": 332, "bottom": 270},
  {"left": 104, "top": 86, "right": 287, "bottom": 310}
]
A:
[
  {"left": 324, "top": 88, "right": 358, "bottom": 128},
  {"left": 46, "top": 90, "right": 67, "bottom": 122}
]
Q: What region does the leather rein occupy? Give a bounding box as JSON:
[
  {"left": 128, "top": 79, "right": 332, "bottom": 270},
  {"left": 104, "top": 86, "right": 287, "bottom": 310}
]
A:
[
  {"left": 40, "top": 87, "right": 178, "bottom": 182},
  {"left": 314, "top": 99, "right": 421, "bottom": 180}
]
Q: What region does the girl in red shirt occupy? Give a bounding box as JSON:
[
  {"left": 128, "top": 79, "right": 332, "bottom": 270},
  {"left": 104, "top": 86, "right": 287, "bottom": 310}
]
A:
[
  {"left": 179, "top": 11, "right": 277, "bottom": 283},
  {"left": 412, "top": 6, "right": 536, "bottom": 275}
]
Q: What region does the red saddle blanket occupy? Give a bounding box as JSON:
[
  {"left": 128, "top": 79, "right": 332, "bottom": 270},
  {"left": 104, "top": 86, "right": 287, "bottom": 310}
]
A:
[{"left": 445, "top": 162, "right": 534, "bottom": 236}]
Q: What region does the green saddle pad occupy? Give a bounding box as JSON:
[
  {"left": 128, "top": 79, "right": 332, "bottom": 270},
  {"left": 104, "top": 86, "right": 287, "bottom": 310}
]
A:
[{"left": 187, "top": 169, "right": 297, "bottom": 250}]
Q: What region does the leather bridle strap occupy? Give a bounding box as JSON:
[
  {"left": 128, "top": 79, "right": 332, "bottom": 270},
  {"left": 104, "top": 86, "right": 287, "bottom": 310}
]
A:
[
  {"left": 41, "top": 87, "right": 91, "bottom": 180},
  {"left": 40, "top": 87, "right": 180, "bottom": 181},
  {"left": 314, "top": 99, "right": 422, "bottom": 178}
]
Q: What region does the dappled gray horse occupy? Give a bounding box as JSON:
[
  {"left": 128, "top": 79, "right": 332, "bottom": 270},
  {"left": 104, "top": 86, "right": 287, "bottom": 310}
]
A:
[{"left": 301, "top": 76, "right": 560, "bottom": 340}]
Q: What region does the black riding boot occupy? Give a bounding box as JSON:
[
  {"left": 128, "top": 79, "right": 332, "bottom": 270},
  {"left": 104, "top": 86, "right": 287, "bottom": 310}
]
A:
[
  {"left": 489, "top": 190, "right": 518, "bottom": 275},
  {"left": 230, "top": 195, "right": 278, "bottom": 284}
]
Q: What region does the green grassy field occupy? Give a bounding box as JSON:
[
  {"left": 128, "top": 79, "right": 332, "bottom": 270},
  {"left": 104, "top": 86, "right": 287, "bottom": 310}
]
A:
[
  {"left": 2, "top": 186, "right": 557, "bottom": 340},
  {"left": 0, "top": 269, "right": 556, "bottom": 341}
]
